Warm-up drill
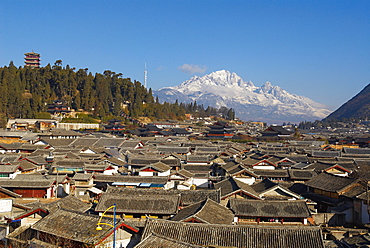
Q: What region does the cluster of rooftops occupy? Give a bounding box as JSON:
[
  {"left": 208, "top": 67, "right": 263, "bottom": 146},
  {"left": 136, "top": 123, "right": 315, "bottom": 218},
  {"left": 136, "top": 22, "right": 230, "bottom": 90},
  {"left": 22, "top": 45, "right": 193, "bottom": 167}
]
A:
[{"left": 1, "top": 128, "right": 370, "bottom": 247}]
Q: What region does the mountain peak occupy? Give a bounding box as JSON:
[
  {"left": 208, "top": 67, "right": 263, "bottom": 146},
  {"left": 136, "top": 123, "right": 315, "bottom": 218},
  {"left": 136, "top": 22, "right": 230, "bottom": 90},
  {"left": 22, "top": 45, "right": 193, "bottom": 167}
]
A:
[
  {"left": 154, "top": 70, "right": 332, "bottom": 123},
  {"left": 261, "top": 81, "right": 273, "bottom": 92}
]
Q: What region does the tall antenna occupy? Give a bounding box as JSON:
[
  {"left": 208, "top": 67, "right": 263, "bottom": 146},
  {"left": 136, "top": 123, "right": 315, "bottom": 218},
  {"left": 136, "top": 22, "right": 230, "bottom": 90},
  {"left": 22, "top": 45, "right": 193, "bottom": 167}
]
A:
[{"left": 144, "top": 63, "right": 147, "bottom": 89}]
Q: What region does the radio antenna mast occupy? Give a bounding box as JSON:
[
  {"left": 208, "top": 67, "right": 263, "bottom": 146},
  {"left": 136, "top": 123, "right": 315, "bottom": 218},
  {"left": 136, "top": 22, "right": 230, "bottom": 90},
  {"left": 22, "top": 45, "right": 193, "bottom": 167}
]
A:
[{"left": 144, "top": 63, "right": 147, "bottom": 89}]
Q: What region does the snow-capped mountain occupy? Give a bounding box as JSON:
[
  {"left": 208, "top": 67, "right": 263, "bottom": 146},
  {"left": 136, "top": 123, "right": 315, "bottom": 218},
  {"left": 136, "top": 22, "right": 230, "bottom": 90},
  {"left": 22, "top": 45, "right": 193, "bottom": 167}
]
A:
[{"left": 153, "top": 70, "right": 332, "bottom": 123}]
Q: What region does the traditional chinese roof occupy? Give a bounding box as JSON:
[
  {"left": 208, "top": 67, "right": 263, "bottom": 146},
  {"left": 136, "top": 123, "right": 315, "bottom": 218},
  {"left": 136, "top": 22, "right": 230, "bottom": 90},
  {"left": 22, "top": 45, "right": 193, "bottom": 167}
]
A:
[
  {"left": 69, "top": 137, "right": 100, "bottom": 147},
  {"left": 93, "top": 175, "right": 168, "bottom": 184},
  {"left": 288, "top": 169, "right": 317, "bottom": 180},
  {"left": 251, "top": 178, "right": 277, "bottom": 193},
  {"left": 135, "top": 233, "right": 202, "bottom": 248},
  {"left": 228, "top": 199, "right": 311, "bottom": 218},
  {"left": 0, "top": 164, "right": 20, "bottom": 173},
  {"left": 170, "top": 169, "right": 195, "bottom": 179},
  {"left": 252, "top": 169, "right": 290, "bottom": 178},
  {"left": 171, "top": 198, "right": 234, "bottom": 224},
  {"left": 311, "top": 150, "right": 341, "bottom": 158},
  {"left": 186, "top": 155, "right": 211, "bottom": 163},
  {"left": 95, "top": 193, "right": 180, "bottom": 215},
  {"left": 157, "top": 146, "right": 190, "bottom": 154},
  {"left": 0, "top": 178, "right": 53, "bottom": 188},
  {"left": 105, "top": 187, "right": 221, "bottom": 206},
  {"left": 141, "top": 219, "right": 324, "bottom": 248},
  {"left": 72, "top": 173, "right": 94, "bottom": 181},
  {"left": 138, "top": 161, "right": 171, "bottom": 172},
  {"left": 305, "top": 172, "right": 358, "bottom": 193},
  {"left": 31, "top": 208, "right": 137, "bottom": 245},
  {"left": 214, "top": 177, "right": 261, "bottom": 200},
  {"left": 177, "top": 189, "right": 221, "bottom": 205},
  {"left": 22, "top": 195, "right": 92, "bottom": 213},
  {"left": 93, "top": 138, "right": 126, "bottom": 148},
  {"left": 40, "top": 138, "right": 77, "bottom": 147}
]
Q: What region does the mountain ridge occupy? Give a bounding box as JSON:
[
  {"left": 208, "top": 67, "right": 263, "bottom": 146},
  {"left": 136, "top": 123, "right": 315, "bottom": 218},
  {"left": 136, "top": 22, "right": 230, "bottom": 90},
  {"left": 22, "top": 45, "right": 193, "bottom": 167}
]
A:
[
  {"left": 325, "top": 83, "right": 370, "bottom": 120},
  {"left": 154, "top": 70, "right": 332, "bottom": 123}
]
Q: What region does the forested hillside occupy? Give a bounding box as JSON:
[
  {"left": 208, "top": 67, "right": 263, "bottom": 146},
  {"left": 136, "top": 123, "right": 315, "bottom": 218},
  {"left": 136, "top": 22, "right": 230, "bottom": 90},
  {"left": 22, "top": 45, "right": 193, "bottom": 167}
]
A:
[
  {"left": 0, "top": 62, "right": 235, "bottom": 127},
  {"left": 325, "top": 83, "right": 370, "bottom": 120}
]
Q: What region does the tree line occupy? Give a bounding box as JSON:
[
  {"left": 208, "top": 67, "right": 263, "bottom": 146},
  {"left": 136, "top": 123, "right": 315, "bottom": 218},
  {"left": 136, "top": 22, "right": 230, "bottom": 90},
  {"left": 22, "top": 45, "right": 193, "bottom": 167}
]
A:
[
  {"left": 0, "top": 62, "right": 235, "bottom": 127},
  {"left": 297, "top": 117, "right": 369, "bottom": 130}
]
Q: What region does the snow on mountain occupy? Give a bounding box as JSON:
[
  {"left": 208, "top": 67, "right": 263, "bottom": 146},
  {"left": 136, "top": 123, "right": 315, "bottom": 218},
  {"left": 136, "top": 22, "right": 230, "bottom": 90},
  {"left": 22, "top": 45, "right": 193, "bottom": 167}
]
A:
[{"left": 153, "top": 70, "right": 332, "bottom": 123}]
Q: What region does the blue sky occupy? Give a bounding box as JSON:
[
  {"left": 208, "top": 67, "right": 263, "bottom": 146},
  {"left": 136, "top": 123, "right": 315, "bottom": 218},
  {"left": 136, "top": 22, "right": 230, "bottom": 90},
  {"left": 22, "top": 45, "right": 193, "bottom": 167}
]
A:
[{"left": 1, "top": 0, "right": 369, "bottom": 110}]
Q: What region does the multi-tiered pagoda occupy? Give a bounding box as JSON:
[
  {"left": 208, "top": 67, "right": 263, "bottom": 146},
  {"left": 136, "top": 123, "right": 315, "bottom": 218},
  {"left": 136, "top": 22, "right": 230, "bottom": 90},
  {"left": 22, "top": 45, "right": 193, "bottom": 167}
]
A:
[
  {"left": 206, "top": 121, "right": 236, "bottom": 139},
  {"left": 24, "top": 51, "right": 41, "bottom": 68}
]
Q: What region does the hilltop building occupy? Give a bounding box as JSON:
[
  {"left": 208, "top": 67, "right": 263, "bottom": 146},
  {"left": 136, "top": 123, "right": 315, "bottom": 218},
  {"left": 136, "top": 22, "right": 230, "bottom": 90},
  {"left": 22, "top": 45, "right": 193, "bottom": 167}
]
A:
[
  {"left": 47, "top": 100, "right": 71, "bottom": 116},
  {"left": 24, "top": 51, "right": 41, "bottom": 68},
  {"left": 205, "top": 121, "right": 236, "bottom": 139}
]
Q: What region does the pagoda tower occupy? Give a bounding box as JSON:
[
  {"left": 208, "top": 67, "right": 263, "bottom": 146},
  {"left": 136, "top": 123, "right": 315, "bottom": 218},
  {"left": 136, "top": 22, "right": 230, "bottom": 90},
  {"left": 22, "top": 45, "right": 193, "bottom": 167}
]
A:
[{"left": 24, "top": 51, "right": 41, "bottom": 68}]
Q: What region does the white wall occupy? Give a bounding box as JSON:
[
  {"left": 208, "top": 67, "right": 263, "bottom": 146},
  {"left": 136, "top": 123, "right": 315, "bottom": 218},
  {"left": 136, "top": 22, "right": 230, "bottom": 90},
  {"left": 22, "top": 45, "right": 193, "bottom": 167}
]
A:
[
  {"left": 253, "top": 165, "right": 275, "bottom": 170},
  {"left": 234, "top": 177, "right": 255, "bottom": 185},
  {"left": 158, "top": 170, "right": 171, "bottom": 177},
  {"left": 138, "top": 171, "right": 153, "bottom": 177},
  {"left": 57, "top": 123, "right": 100, "bottom": 130},
  {"left": 193, "top": 178, "right": 208, "bottom": 188}
]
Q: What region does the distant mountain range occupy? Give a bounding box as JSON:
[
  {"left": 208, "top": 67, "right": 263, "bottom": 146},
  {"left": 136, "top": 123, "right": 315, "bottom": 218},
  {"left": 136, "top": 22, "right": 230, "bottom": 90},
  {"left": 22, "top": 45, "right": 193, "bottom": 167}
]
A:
[
  {"left": 153, "top": 70, "right": 332, "bottom": 123},
  {"left": 325, "top": 83, "right": 370, "bottom": 120}
]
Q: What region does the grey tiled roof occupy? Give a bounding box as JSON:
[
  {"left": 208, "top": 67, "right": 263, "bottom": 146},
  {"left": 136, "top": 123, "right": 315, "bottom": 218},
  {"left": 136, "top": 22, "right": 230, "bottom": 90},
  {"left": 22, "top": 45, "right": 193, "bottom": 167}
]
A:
[
  {"left": 288, "top": 169, "right": 317, "bottom": 180},
  {"left": 93, "top": 175, "right": 168, "bottom": 184},
  {"left": 228, "top": 199, "right": 311, "bottom": 218},
  {"left": 171, "top": 169, "right": 194, "bottom": 179},
  {"left": 305, "top": 172, "right": 358, "bottom": 193},
  {"left": 0, "top": 164, "right": 19, "bottom": 173},
  {"left": 177, "top": 189, "right": 221, "bottom": 205},
  {"left": 138, "top": 162, "right": 171, "bottom": 172},
  {"left": 311, "top": 150, "right": 341, "bottom": 158},
  {"left": 343, "top": 147, "right": 370, "bottom": 155},
  {"left": 11, "top": 160, "right": 38, "bottom": 171},
  {"left": 84, "top": 164, "right": 112, "bottom": 171},
  {"left": 39, "top": 195, "right": 92, "bottom": 213},
  {"left": 96, "top": 193, "right": 180, "bottom": 215},
  {"left": 214, "top": 177, "right": 261, "bottom": 199},
  {"left": 252, "top": 169, "right": 290, "bottom": 178},
  {"left": 157, "top": 146, "right": 190, "bottom": 154},
  {"left": 135, "top": 233, "right": 202, "bottom": 248},
  {"left": 54, "top": 159, "right": 88, "bottom": 167},
  {"left": 69, "top": 137, "right": 100, "bottom": 147},
  {"left": 171, "top": 198, "right": 234, "bottom": 224},
  {"left": 11, "top": 174, "right": 68, "bottom": 184},
  {"left": 92, "top": 138, "right": 126, "bottom": 148},
  {"left": 73, "top": 173, "right": 94, "bottom": 181},
  {"left": 105, "top": 187, "right": 221, "bottom": 206},
  {"left": 41, "top": 138, "right": 77, "bottom": 147},
  {"left": 128, "top": 156, "right": 161, "bottom": 166},
  {"left": 106, "top": 187, "right": 178, "bottom": 195},
  {"left": 0, "top": 154, "right": 21, "bottom": 163},
  {"left": 183, "top": 165, "right": 212, "bottom": 172},
  {"left": 0, "top": 179, "right": 53, "bottom": 188},
  {"left": 194, "top": 146, "right": 219, "bottom": 152},
  {"left": 251, "top": 178, "right": 277, "bottom": 193},
  {"left": 31, "top": 208, "right": 129, "bottom": 245},
  {"left": 186, "top": 155, "right": 210, "bottom": 162},
  {"left": 286, "top": 155, "right": 310, "bottom": 163},
  {"left": 141, "top": 219, "right": 325, "bottom": 248}
]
